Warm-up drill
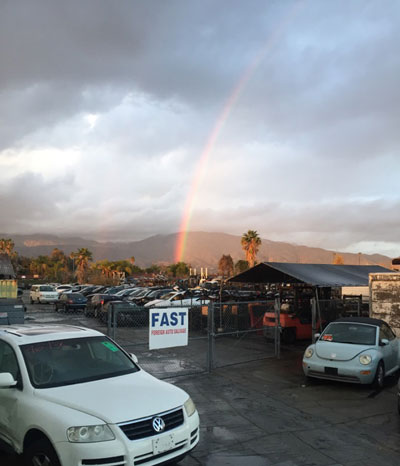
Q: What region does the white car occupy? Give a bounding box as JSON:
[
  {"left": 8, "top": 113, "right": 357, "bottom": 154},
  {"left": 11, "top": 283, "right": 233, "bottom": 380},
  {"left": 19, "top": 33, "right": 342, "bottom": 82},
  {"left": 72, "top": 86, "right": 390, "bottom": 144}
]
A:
[
  {"left": 56, "top": 285, "right": 73, "bottom": 295},
  {"left": 29, "top": 285, "right": 59, "bottom": 304},
  {"left": 0, "top": 325, "right": 200, "bottom": 466},
  {"left": 145, "top": 291, "right": 209, "bottom": 308}
]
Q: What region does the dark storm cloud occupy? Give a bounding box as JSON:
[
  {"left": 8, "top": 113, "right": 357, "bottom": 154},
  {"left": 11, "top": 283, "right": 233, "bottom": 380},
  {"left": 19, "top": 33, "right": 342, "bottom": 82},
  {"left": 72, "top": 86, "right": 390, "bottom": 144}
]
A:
[
  {"left": 1, "top": 0, "right": 399, "bottom": 154},
  {"left": 0, "top": 172, "right": 74, "bottom": 231},
  {"left": 0, "top": 0, "right": 399, "bottom": 255}
]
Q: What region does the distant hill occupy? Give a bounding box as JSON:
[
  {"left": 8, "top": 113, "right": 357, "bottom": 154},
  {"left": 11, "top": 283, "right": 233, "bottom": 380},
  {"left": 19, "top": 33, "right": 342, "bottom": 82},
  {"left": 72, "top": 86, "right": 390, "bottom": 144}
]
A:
[{"left": 2, "top": 231, "right": 392, "bottom": 270}]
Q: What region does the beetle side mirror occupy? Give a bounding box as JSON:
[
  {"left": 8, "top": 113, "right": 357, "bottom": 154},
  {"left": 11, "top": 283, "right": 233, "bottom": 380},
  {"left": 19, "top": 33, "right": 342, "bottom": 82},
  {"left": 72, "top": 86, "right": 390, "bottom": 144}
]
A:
[
  {"left": 380, "top": 338, "right": 389, "bottom": 346},
  {"left": 0, "top": 373, "right": 17, "bottom": 388},
  {"left": 314, "top": 333, "right": 321, "bottom": 340}
]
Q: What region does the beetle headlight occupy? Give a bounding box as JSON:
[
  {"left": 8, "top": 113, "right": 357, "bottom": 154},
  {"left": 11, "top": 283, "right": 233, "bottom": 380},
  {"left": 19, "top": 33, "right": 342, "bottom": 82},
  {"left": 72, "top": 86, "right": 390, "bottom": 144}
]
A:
[
  {"left": 67, "top": 425, "right": 115, "bottom": 443},
  {"left": 359, "top": 354, "right": 372, "bottom": 365},
  {"left": 304, "top": 348, "right": 314, "bottom": 358},
  {"left": 184, "top": 397, "right": 196, "bottom": 417}
]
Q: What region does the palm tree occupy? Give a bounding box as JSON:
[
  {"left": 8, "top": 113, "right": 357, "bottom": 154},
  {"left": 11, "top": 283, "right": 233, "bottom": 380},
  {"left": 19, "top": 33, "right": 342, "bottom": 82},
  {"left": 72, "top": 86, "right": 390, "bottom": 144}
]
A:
[
  {"left": 241, "top": 230, "right": 262, "bottom": 268},
  {"left": 71, "top": 248, "right": 93, "bottom": 284}
]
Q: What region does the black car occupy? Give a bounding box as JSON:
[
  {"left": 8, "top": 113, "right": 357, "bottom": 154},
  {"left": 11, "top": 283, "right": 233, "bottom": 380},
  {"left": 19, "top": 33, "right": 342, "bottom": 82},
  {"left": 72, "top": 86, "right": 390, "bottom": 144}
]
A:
[
  {"left": 55, "top": 293, "right": 87, "bottom": 312},
  {"left": 99, "top": 300, "right": 147, "bottom": 325},
  {"left": 84, "top": 293, "right": 121, "bottom": 317}
]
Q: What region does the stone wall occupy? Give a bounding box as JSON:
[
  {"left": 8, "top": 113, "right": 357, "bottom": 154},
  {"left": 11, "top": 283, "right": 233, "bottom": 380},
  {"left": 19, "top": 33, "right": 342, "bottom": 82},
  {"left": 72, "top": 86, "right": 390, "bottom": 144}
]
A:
[{"left": 369, "top": 273, "right": 400, "bottom": 335}]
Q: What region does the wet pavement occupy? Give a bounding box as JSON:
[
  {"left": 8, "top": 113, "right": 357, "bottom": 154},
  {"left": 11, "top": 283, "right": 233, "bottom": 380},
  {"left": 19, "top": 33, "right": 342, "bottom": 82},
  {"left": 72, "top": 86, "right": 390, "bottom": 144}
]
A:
[
  {"left": 173, "top": 351, "right": 400, "bottom": 465},
  {"left": 1, "top": 300, "right": 400, "bottom": 465}
]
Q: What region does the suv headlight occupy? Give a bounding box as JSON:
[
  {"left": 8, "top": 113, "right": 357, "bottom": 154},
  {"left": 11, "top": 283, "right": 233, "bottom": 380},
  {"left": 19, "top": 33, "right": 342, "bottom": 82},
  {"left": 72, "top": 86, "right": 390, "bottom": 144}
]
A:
[
  {"left": 304, "top": 348, "right": 314, "bottom": 358},
  {"left": 184, "top": 397, "right": 196, "bottom": 417},
  {"left": 67, "top": 425, "right": 115, "bottom": 443},
  {"left": 359, "top": 354, "right": 372, "bottom": 365}
]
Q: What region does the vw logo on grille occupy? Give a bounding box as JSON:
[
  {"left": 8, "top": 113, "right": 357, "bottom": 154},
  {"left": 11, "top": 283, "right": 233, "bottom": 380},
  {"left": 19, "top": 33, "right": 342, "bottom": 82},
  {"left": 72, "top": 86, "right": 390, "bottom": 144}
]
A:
[{"left": 152, "top": 417, "right": 166, "bottom": 433}]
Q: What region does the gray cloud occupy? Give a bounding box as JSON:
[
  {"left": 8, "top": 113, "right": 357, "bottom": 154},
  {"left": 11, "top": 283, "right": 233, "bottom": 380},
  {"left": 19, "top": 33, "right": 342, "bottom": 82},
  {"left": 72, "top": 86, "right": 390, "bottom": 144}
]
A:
[{"left": 0, "top": 0, "right": 399, "bottom": 257}]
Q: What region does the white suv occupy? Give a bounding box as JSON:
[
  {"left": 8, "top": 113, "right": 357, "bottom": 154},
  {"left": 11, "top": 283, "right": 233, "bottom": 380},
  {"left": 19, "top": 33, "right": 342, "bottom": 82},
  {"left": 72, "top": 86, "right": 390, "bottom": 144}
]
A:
[
  {"left": 30, "top": 285, "right": 59, "bottom": 304},
  {"left": 0, "top": 325, "right": 200, "bottom": 466}
]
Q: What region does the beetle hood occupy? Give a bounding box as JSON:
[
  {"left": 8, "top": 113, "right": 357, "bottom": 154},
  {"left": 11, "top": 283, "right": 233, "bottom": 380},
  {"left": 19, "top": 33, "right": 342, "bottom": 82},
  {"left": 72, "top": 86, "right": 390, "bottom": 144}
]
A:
[{"left": 315, "top": 341, "right": 373, "bottom": 361}]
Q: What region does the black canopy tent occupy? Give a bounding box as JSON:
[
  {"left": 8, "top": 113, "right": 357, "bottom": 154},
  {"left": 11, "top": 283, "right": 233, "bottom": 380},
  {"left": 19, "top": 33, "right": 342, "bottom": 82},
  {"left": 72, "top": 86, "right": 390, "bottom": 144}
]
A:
[
  {"left": 228, "top": 262, "right": 391, "bottom": 287},
  {"left": 228, "top": 263, "right": 392, "bottom": 342}
]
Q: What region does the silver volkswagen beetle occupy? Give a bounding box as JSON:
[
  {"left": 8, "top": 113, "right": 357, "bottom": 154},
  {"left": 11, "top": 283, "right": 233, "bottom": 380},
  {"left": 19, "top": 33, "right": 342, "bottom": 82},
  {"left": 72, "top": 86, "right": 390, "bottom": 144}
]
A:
[{"left": 303, "top": 317, "right": 399, "bottom": 387}]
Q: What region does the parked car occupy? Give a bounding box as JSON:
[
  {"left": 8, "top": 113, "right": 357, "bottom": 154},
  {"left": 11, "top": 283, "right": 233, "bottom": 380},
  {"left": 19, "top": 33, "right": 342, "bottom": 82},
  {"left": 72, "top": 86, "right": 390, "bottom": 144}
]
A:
[
  {"left": 56, "top": 285, "right": 72, "bottom": 295},
  {"left": 303, "top": 317, "right": 400, "bottom": 387},
  {"left": 79, "top": 285, "right": 103, "bottom": 297},
  {"left": 0, "top": 324, "right": 199, "bottom": 466},
  {"left": 138, "top": 288, "right": 174, "bottom": 306},
  {"left": 100, "top": 300, "right": 147, "bottom": 325},
  {"left": 55, "top": 293, "right": 88, "bottom": 312},
  {"left": 145, "top": 291, "right": 209, "bottom": 308},
  {"left": 115, "top": 287, "right": 140, "bottom": 298},
  {"left": 30, "top": 285, "right": 58, "bottom": 304},
  {"left": 84, "top": 293, "right": 121, "bottom": 317}
]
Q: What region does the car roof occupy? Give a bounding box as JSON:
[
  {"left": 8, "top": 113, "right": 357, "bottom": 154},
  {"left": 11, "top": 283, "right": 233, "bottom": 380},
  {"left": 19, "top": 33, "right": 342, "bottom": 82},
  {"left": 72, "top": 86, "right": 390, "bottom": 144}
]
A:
[
  {"left": 332, "top": 317, "right": 385, "bottom": 327},
  {"left": 0, "top": 324, "right": 103, "bottom": 344}
]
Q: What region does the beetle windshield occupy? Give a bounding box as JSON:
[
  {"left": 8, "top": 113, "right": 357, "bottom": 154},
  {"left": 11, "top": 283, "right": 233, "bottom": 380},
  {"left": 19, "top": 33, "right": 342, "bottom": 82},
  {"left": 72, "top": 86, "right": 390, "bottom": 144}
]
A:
[
  {"left": 320, "top": 323, "right": 377, "bottom": 345},
  {"left": 21, "top": 336, "right": 138, "bottom": 388}
]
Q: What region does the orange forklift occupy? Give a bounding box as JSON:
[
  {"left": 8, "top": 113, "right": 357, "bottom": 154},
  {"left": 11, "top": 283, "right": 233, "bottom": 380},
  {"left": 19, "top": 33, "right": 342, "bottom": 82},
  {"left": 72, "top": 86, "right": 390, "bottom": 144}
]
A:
[{"left": 262, "top": 285, "right": 329, "bottom": 344}]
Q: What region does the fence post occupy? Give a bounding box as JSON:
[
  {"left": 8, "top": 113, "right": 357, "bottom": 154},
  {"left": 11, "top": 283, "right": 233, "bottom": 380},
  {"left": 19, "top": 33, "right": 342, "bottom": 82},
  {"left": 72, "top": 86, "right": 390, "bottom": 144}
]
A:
[
  {"left": 274, "top": 298, "right": 281, "bottom": 359},
  {"left": 107, "top": 306, "right": 111, "bottom": 337},
  {"left": 207, "top": 303, "right": 215, "bottom": 372},
  {"left": 311, "top": 297, "right": 317, "bottom": 343},
  {"left": 112, "top": 308, "right": 117, "bottom": 341}
]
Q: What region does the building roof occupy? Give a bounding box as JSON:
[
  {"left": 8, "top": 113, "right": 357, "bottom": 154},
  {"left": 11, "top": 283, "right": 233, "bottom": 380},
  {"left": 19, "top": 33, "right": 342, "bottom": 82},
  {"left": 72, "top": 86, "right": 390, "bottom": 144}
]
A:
[
  {"left": 228, "top": 262, "right": 392, "bottom": 287},
  {"left": 0, "top": 253, "right": 15, "bottom": 278}
]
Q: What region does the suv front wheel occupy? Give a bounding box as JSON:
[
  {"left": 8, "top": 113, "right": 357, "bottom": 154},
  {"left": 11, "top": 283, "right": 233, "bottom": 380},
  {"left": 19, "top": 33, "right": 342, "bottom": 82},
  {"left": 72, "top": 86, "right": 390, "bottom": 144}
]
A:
[{"left": 24, "top": 438, "right": 61, "bottom": 466}]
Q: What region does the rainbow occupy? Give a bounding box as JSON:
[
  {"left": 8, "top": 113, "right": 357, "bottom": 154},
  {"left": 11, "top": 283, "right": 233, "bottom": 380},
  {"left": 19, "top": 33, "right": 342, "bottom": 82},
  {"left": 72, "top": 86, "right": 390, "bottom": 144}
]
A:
[{"left": 174, "top": 1, "right": 304, "bottom": 263}]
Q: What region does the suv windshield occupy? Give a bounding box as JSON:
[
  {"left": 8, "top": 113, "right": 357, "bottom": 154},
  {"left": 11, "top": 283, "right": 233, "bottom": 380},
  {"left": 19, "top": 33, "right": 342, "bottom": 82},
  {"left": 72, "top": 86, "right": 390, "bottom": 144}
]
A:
[
  {"left": 21, "top": 336, "right": 138, "bottom": 388},
  {"left": 320, "top": 323, "right": 377, "bottom": 346}
]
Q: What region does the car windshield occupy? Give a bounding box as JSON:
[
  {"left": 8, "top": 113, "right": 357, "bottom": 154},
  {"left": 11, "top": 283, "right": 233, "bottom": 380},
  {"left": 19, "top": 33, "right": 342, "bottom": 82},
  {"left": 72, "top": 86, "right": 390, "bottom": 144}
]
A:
[
  {"left": 40, "top": 286, "right": 55, "bottom": 292},
  {"left": 21, "top": 336, "right": 139, "bottom": 388},
  {"left": 320, "top": 323, "right": 377, "bottom": 346}
]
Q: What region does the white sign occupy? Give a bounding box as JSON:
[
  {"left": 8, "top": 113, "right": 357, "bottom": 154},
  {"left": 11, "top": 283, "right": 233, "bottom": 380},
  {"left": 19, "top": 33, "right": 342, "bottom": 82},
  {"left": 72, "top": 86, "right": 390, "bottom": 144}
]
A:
[{"left": 149, "top": 308, "right": 189, "bottom": 350}]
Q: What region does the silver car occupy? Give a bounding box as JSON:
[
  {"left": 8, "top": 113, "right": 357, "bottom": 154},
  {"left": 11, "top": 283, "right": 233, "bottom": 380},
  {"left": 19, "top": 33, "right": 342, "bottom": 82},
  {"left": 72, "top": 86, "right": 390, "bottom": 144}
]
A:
[{"left": 303, "top": 317, "right": 399, "bottom": 388}]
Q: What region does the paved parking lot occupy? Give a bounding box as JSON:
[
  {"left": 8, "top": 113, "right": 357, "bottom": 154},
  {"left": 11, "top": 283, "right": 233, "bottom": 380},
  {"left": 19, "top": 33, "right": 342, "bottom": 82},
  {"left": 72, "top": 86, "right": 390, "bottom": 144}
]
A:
[{"left": 2, "top": 300, "right": 400, "bottom": 465}]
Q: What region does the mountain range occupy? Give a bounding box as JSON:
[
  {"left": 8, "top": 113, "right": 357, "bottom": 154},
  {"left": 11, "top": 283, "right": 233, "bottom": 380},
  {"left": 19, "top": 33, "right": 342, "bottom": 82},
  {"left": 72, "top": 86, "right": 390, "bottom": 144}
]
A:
[{"left": 2, "top": 232, "right": 392, "bottom": 270}]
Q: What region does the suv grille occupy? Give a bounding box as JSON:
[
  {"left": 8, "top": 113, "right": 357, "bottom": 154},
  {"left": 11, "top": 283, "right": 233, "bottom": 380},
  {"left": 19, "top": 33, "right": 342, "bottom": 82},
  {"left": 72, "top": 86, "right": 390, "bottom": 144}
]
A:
[{"left": 119, "top": 407, "right": 184, "bottom": 441}]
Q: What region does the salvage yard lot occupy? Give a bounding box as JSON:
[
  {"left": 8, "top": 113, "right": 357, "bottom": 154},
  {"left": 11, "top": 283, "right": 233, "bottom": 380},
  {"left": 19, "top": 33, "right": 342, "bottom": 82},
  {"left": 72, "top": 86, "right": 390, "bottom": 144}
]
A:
[{"left": 2, "top": 300, "right": 400, "bottom": 465}]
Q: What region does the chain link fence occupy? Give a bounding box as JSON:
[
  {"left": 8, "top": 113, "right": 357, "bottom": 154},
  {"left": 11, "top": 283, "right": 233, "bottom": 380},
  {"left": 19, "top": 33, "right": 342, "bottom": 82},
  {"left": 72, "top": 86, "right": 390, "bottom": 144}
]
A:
[{"left": 100, "top": 300, "right": 281, "bottom": 377}]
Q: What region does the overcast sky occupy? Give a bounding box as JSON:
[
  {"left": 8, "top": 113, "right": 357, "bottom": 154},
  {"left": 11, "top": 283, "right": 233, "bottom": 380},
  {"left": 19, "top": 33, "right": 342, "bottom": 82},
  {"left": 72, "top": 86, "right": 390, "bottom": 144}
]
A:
[{"left": 0, "top": 0, "right": 399, "bottom": 257}]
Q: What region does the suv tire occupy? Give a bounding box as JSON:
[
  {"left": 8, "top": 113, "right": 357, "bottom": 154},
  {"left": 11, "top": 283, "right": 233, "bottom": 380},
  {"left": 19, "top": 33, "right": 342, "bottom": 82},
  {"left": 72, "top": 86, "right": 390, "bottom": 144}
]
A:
[{"left": 24, "top": 438, "right": 61, "bottom": 466}]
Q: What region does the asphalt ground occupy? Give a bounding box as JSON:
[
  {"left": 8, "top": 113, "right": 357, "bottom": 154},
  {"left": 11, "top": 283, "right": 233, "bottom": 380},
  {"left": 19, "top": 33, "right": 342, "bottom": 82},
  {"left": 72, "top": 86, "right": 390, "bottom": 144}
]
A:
[{"left": 1, "top": 298, "right": 400, "bottom": 465}]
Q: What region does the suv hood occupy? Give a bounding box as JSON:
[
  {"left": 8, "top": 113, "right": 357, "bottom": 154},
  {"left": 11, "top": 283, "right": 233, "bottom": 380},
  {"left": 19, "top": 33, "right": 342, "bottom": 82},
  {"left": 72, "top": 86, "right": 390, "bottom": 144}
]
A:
[
  {"left": 315, "top": 341, "right": 372, "bottom": 361},
  {"left": 35, "top": 370, "right": 187, "bottom": 424}
]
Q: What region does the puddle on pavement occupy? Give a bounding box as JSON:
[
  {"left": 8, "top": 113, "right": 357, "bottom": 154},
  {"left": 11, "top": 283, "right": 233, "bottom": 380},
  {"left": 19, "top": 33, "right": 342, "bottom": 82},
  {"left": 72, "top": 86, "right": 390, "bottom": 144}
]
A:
[
  {"left": 206, "top": 426, "right": 237, "bottom": 441},
  {"left": 205, "top": 454, "right": 269, "bottom": 466}
]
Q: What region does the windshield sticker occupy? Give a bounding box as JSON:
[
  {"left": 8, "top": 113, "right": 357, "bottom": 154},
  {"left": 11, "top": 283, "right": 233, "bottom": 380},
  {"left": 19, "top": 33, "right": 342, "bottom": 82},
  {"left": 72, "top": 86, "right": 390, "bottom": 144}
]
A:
[
  {"left": 101, "top": 341, "right": 119, "bottom": 352},
  {"left": 322, "top": 334, "right": 333, "bottom": 341}
]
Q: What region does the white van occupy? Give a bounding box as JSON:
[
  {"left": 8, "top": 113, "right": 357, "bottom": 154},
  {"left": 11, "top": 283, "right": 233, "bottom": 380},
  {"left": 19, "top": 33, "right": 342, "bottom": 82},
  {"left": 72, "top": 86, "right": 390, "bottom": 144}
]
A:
[{"left": 30, "top": 285, "right": 59, "bottom": 304}]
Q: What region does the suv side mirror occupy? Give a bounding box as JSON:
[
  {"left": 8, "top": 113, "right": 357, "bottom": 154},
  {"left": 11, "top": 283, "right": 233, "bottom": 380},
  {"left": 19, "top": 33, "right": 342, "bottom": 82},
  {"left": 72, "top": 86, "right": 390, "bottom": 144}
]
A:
[
  {"left": 0, "top": 373, "right": 17, "bottom": 388},
  {"left": 130, "top": 353, "right": 139, "bottom": 364}
]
